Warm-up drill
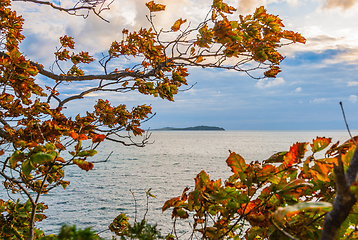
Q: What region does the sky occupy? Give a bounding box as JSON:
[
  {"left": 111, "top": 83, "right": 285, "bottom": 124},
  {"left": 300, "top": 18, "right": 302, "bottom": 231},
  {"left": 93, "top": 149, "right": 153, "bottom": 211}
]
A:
[{"left": 11, "top": 0, "right": 358, "bottom": 130}]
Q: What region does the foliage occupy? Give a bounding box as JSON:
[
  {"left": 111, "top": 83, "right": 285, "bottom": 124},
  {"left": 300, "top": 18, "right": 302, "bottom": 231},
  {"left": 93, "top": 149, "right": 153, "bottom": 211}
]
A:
[
  {"left": 0, "top": 0, "right": 304, "bottom": 239},
  {"left": 0, "top": 199, "right": 47, "bottom": 239},
  {"left": 109, "top": 189, "right": 164, "bottom": 240},
  {"left": 163, "top": 136, "right": 358, "bottom": 239},
  {"left": 110, "top": 217, "right": 163, "bottom": 240},
  {"left": 40, "top": 225, "right": 102, "bottom": 240}
]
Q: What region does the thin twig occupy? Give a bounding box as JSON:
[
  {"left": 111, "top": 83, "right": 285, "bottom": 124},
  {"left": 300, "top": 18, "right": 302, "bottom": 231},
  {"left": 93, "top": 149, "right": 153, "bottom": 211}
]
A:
[
  {"left": 340, "top": 101, "right": 357, "bottom": 147},
  {"left": 271, "top": 218, "right": 299, "bottom": 240},
  {"left": 130, "top": 189, "right": 137, "bottom": 223}
]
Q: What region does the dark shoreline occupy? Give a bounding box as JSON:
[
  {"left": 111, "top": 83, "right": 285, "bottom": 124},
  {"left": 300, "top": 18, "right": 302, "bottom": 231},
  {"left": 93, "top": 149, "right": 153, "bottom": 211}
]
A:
[{"left": 153, "top": 125, "right": 225, "bottom": 131}]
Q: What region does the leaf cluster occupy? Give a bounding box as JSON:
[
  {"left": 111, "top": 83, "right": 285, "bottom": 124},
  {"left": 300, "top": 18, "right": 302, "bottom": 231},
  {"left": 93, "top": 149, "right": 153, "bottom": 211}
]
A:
[{"left": 163, "top": 136, "right": 358, "bottom": 239}]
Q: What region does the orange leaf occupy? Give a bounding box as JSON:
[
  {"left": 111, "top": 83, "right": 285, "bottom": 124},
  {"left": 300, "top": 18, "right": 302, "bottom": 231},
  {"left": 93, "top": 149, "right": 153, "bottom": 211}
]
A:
[
  {"left": 284, "top": 142, "right": 307, "bottom": 167},
  {"left": 73, "top": 159, "right": 94, "bottom": 171},
  {"left": 226, "top": 152, "right": 247, "bottom": 182},
  {"left": 70, "top": 132, "right": 78, "bottom": 140},
  {"left": 162, "top": 197, "right": 180, "bottom": 212},
  {"left": 78, "top": 134, "right": 88, "bottom": 140},
  {"left": 92, "top": 134, "right": 106, "bottom": 143},
  {"left": 264, "top": 66, "right": 281, "bottom": 78},
  {"left": 145, "top": 1, "right": 165, "bottom": 12},
  {"left": 195, "top": 55, "right": 205, "bottom": 63}
]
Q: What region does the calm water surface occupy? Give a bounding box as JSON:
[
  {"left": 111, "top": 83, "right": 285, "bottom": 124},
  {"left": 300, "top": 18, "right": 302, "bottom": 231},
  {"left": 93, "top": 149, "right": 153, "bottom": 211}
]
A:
[{"left": 1, "top": 130, "right": 355, "bottom": 238}]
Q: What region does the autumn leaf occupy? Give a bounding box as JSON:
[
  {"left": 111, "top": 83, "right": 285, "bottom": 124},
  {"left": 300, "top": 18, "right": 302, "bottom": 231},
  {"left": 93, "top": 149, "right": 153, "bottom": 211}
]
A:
[
  {"left": 226, "top": 152, "right": 247, "bottom": 182},
  {"left": 92, "top": 134, "right": 106, "bottom": 143},
  {"left": 264, "top": 66, "right": 281, "bottom": 78},
  {"left": 311, "top": 137, "right": 331, "bottom": 153},
  {"left": 162, "top": 197, "right": 180, "bottom": 212},
  {"left": 171, "top": 18, "right": 187, "bottom": 32},
  {"left": 70, "top": 132, "right": 78, "bottom": 140},
  {"left": 284, "top": 142, "right": 308, "bottom": 167},
  {"left": 265, "top": 151, "right": 287, "bottom": 163},
  {"left": 9, "top": 150, "right": 24, "bottom": 169},
  {"left": 73, "top": 159, "right": 94, "bottom": 171},
  {"left": 78, "top": 134, "right": 88, "bottom": 140},
  {"left": 59, "top": 35, "right": 75, "bottom": 49},
  {"left": 195, "top": 55, "right": 205, "bottom": 63},
  {"left": 145, "top": 1, "right": 165, "bottom": 12}
]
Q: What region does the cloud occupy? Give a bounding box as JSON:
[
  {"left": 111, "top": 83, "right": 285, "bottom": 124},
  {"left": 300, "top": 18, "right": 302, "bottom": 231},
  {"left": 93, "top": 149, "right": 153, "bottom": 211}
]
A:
[
  {"left": 323, "top": 0, "right": 358, "bottom": 10},
  {"left": 349, "top": 95, "right": 358, "bottom": 103},
  {"left": 238, "top": 0, "right": 267, "bottom": 13},
  {"left": 237, "top": 0, "right": 301, "bottom": 13},
  {"left": 312, "top": 98, "right": 327, "bottom": 103},
  {"left": 348, "top": 81, "right": 358, "bottom": 86},
  {"left": 256, "top": 77, "right": 285, "bottom": 89},
  {"left": 294, "top": 87, "right": 302, "bottom": 92}
]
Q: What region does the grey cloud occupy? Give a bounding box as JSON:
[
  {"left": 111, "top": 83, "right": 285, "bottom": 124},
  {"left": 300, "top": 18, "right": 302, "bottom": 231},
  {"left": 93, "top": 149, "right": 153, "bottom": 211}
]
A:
[
  {"left": 324, "top": 0, "right": 358, "bottom": 10},
  {"left": 308, "top": 35, "right": 339, "bottom": 43}
]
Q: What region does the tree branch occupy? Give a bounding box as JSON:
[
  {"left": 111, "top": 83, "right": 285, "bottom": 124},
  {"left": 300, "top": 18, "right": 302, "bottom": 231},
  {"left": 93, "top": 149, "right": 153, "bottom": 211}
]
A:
[
  {"left": 321, "top": 150, "right": 358, "bottom": 240},
  {"left": 12, "top": 0, "right": 113, "bottom": 22},
  {"left": 13, "top": 0, "right": 93, "bottom": 12}
]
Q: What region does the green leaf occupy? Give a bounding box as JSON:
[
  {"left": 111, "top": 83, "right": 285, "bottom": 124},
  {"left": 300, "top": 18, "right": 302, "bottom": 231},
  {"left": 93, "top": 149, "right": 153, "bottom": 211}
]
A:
[
  {"left": 22, "top": 159, "right": 35, "bottom": 176},
  {"left": 30, "top": 152, "right": 55, "bottom": 165},
  {"left": 45, "top": 143, "right": 56, "bottom": 151},
  {"left": 265, "top": 151, "right": 287, "bottom": 163},
  {"left": 9, "top": 150, "right": 24, "bottom": 168},
  {"left": 146, "top": 188, "right": 156, "bottom": 198},
  {"left": 311, "top": 137, "right": 331, "bottom": 153},
  {"left": 77, "top": 149, "right": 97, "bottom": 157}
]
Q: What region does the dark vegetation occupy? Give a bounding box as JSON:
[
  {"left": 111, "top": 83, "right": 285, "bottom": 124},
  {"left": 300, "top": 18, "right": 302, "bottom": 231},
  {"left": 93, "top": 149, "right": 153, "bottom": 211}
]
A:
[{"left": 153, "top": 126, "right": 225, "bottom": 131}]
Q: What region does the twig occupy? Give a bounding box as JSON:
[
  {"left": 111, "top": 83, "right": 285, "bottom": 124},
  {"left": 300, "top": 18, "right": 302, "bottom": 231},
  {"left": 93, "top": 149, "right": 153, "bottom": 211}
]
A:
[
  {"left": 340, "top": 101, "right": 357, "bottom": 147},
  {"left": 130, "top": 189, "right": 137, "bottom": 223},
  {"left": 271, "top": 218, "right": 299, "bottom": 240}
]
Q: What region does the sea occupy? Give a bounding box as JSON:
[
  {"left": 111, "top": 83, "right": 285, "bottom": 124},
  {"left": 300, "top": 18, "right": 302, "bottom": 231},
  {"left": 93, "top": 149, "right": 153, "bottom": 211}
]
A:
[{"left": 0, "top": 130, "right": 356, "bottom": 238}]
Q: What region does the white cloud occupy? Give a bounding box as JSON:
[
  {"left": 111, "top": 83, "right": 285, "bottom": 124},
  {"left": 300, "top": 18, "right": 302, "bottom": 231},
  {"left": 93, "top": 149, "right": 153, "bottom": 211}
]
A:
[
  {"left": 349, "top": 95, "right": 358, "bottom": 103},
  {"left": 348, "top": 81, "right": 358, "bottom": 86},
  {"left": 256, "top": 77, "right": 285, "bottom": 89},
  {"left": 312, "top": 98, "right": 327, "bottom": 103},
  {"left": 294, "top": 87, "right": 302, "bottom": 92}
]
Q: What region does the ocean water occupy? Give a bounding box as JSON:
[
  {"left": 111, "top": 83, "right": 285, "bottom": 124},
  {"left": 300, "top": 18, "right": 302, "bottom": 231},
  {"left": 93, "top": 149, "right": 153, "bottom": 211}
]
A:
[{"left": 0, "top": 130, "right": 355, "bottom": 238}]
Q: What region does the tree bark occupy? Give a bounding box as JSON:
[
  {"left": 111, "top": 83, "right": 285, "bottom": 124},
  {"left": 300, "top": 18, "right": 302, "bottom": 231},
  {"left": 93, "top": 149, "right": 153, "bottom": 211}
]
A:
[{"left": 321, "top": 148, "right": 358, "bottom": 240}]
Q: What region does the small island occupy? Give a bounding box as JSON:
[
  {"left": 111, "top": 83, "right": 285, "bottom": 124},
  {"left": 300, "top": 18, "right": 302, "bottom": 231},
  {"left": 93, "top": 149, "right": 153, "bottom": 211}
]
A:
[{"left": 153, "top": 125, "right": 225, "bottom": 131}]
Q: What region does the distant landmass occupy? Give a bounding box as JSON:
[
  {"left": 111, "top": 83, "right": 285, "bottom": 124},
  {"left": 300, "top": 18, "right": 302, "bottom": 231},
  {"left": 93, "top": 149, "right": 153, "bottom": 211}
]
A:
[{"left": 153, "top": 125, "right": 225, "bottom": 131}]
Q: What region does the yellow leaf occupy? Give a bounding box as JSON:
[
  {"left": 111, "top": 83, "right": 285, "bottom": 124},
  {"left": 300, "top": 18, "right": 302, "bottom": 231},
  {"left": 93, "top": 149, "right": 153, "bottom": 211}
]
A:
[
  {"left": 195, "top": 55, "right": 205, "bottom": 63},
  {"left": 145, "top": 1, "right": 165, "bottom": 12},
  {"left": 171, "top": 18, "right": 187, "bottom": 32}
]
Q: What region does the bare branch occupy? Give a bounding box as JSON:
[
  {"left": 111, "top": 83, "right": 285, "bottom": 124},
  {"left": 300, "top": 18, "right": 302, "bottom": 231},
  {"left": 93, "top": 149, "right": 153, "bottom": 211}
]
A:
[{"left": 13, "top": 0, "right": 113, "bottom": 22}]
